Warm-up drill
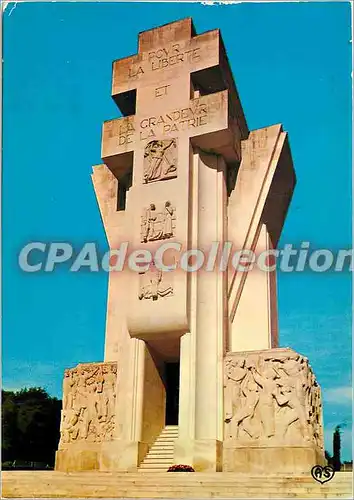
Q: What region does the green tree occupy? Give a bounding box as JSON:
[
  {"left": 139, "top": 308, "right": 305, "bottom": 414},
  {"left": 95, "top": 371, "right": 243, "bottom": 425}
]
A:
[
  {"left": 1, "top": 387, "right": 62, "bottom": 466},
  {"left": 333, "top": 425, "right": 342, "bottom": 471},
  {"left": 325, "top": 450, "right": 333, "bottom": 466},
  {"left": 2, "top": 391, "right": 18, "bottom": 462}
]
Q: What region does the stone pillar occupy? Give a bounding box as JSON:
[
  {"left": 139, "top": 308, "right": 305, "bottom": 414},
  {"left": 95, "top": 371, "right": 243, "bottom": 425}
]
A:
[
  {"left": 192, "top": 151, "right": 226, "bottom": 471},
  {"left": 174, "top": 331, "right": 196, "bottom": 465}
]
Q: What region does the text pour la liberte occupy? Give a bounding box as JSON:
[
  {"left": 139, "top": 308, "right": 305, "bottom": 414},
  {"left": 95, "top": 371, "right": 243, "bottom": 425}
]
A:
[{"left": 128, "top": 45, "right": 201, "bottom": 77}]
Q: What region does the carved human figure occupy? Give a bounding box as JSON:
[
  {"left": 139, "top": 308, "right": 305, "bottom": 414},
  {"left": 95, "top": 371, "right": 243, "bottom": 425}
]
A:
[
  {"left": 102, "top": 367, "right": 116, "bottom": 422},
  {"left": 163, "top": 201, "right": 174, "bottom": 239},
  {"left": 139, "top": 269, "right": 160, "bottom": 300},
  {"left": 277, "top": 382, "right": 310, "bottom": 441},
  {"left": 251, "top": 362, "right": 282, "bottom": 439},
  {"left": 93, "top": 367, "right": 107, "bottom": 421},
  {"left": 63, "top": 369, "right": 76, "bottom": 410},
  {"left": 61, "top": 408, "right": 81, "bottom": 443},
  {"left": 141, "top": 201, "right": 176, "bottom": 242},
  {"left": 225, "top": 357, "right": 260, "bottom": 439},
  {"left": 142, "top": 204, "right": 157, "bottom": 242},
  {"left": 102, "top": 416, "right": 115, "bottom": 441},
  {"left": 74, "top": 367, "right": 90, "bottom": 408},
  {"left": 85, "top": 378, "right": 100, "bottom": 426},
  {"left": 138, "top": 269, "right": 173, "bottom": 300},
  {"left": 73, "top": 367, "right": 98, "bottom": 439},
  {"left": 265, "top": 355, "right": 311, "bottom": 441},
  {"left": 144, "top": 140, "right": 176, "bottom": 183},
  {"left": 311, "top": 389, "right": 322, "bottom": 447},
  {"left": 306, "top": 367, "right": 319, "bottom": 434},
  {"left": 224, "top": 357, "right": 247, "bottom": 422},
  {"left": 232, "top": 374, "right": 260, "bottom": 439}
]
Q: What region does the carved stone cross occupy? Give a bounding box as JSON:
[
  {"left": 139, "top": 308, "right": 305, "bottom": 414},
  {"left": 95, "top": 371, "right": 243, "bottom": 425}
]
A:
[
  {"left": 91, "top": 18, "right": 296, "bottom": 473},
  {"left": 101, "top": 18, "right": 248, "bottom": 179}
]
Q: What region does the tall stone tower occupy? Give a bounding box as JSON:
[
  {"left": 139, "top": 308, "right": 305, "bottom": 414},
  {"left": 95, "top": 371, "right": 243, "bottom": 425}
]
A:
[{"left": 56, "top": 18, "right": 324, "bottom": 474}]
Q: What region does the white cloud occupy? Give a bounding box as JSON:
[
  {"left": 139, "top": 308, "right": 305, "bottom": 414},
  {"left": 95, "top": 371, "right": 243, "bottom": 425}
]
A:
[{"left": 323, "top": 386, "right": 352, "bottom": 405}]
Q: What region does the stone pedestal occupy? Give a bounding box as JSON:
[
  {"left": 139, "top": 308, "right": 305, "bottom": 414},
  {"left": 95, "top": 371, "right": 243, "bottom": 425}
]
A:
[
  {"left": 55, "top": 362, "right": 117, "bottom": 472},
  {"left": 223, "top": 443, "right": 325, "bottom": 474},
  {"left": 223, "top": 348, "right": 325, "bottom": 473},
  {"left": 100, "top": 440, "right": 148, "bottom": 472},
  {"left": 55, "top": 443, "right": 100, "bottom": 472}
]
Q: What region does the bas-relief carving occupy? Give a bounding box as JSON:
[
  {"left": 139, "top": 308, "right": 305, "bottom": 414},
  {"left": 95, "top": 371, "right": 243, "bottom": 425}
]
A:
[
  {"left": 138, "top": 267, "right": 173, "bottom": 301},
  {"left": 224, "top": 352, "right": 324, "bottom": 448},
  {"left": 143, "top": 139, "right": 177, "bottom": 183},
  {"left": 59, "top": 363, "right": 117, "bottom": 446},
  {"left": 141, "top": 201, "right": 176, "bottom": 243}
]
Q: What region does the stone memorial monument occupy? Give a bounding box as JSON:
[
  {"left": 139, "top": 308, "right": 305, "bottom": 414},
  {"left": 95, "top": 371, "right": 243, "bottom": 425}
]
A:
[{"left": 55, "top": 18, "right": 325, "bottom": 474}]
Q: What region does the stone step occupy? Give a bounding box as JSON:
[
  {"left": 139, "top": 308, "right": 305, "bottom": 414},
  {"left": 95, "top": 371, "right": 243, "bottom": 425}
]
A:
[
  {"left": 42, "top": 477, "right": 349, "bottom": 489},
  {"left": 140, "top": 464, "right": 173, "bottom": 468},
  {"left": 139, "top": 425, "right": 179, "bottom": 471},
  {"left": 144, "top": 452, "right": 174, "bottom": 459},
  {"left": 150, "top": 439, "right": 175, "bottom": 450},
  {"left": 4, "top": 471, "right": 352, "bottom": 482},
  {"left": 141, "top": 463, "right": 173, "bottom": 467},
  {"left": 23, "top": 477, "right": 349, "bottom": 487},
  {"left": 149, "top": 444, "right": 175, "bottom": 450},
  {"left": 53, "top": 472, "right": 350, "bottom": 482},
  {"left": 149, "top": 446, "right": 174, "bottom": 454},
  {"left": 144, "top": 456, "right": 173, "bottom": 462},
  {"left": 3, "top": 472, "right": 352, "bottom": 499},
  {"left": 154, "top": 436, "right": 177, "bottom": 444},
  {"left": 140, "top": 460, "right": 173, "bottom": 465},
  {"left": 138, "top": 468, "right": 171, "bottom": 472},
  {"left": 3, "top": 480, "right": 352, "bottom": 498},
  {"left": 140, "top": 464, "right": 173, "bottom": 467}
]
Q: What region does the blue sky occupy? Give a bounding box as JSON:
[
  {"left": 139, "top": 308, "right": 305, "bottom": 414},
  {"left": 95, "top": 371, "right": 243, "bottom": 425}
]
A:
[{"left": 2, "top": 2, "right": 352, "bottom": 460}]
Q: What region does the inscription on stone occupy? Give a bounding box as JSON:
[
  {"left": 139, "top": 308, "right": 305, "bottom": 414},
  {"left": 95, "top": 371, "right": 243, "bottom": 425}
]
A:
[
  {"left": 144, "top": 139, "right": 177, "bottom": 183},
  {"left": 128, "top": 42, "right": 201, "bottom": 79},
  {"left": 141, "top": 201, "right": 176, "bottom": 242},
  {"left": 102, "top": 92, "right": 227, "bottom": 159},
  {"left": 139, "top": 101, "right": 208, "bottom": 140},
  {"left": 155, "top": 85, "right": 170, "bottom": 98}
]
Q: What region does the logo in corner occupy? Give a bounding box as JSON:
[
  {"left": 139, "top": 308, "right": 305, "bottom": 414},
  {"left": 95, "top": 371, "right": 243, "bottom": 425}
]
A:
[{"left": 311, "top": 465, "right": 335, "bottom": 484}]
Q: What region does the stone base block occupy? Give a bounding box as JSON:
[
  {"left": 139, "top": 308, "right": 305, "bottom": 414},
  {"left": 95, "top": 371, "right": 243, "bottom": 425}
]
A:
[
  {"left": 175, "top": 439, "right": 223, "bottom": 472},
  {"left": 55, "top": 444, "right": 100, "bottom": 472},
  {"left": 223, "top": 443, "right": 325, "bottom": 473},
  {"left": 100, "top": 440, "right": 149, "bottom": 472}
]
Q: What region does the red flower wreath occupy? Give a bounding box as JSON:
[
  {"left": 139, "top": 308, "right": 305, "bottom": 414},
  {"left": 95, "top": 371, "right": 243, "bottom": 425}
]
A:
[{"left": 167, "top": 464, "right": 195, "bottom": 472}]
